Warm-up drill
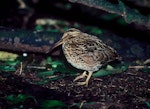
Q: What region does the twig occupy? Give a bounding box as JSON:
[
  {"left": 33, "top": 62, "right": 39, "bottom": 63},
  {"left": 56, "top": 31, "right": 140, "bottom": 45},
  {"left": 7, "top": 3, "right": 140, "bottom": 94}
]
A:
[{"left": 128, "top": 65, "right": 150, "bottom": 69}]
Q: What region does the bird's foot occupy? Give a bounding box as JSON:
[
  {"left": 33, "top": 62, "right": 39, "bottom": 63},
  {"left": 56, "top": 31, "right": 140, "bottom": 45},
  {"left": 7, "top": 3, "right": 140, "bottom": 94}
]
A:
[
  {"left": 76, "top": 81, "right": 88, "bottom": 87},
  {"left": 73, "top": 71, "right": 87, "bottom": 82},
  {"left": 74, "top": 71, "right": 93, "bottom": 87}
]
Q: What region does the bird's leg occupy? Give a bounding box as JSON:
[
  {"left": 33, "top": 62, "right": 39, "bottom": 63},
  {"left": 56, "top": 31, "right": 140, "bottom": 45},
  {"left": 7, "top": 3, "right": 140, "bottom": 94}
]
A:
[
  {"left": 73, "top": 71, "right": 87, "bottom": 82},
  {"left": 75, "top": 71, "right": 93, "bottom": 87}
]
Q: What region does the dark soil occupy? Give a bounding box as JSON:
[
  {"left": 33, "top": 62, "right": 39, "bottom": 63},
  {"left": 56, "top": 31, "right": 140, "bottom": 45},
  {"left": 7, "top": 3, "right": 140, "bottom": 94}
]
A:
[{"left": 0, "top": 68, "right": 150, "bottom": 109}]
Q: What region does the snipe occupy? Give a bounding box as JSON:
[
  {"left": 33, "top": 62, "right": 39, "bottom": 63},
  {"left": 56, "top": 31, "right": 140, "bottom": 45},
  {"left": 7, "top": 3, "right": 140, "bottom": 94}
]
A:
[{"left": 51, "top": 28, "right": 120, "bottom": 86}]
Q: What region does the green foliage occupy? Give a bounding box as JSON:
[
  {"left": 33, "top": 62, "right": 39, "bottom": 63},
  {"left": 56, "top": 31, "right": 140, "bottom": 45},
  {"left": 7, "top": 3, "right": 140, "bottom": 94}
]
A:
[
  {"left": 35, "top": 25, "right": 43, "bottom": 31},
  {"left": 46, "top": 57, "right": 76, "bottom": 74},
  {"left": 38, "top": 71, "right": 55, "bottom": 78},
  {"left": 37, "top": 56, "right": 127, "bottom": 84},
  {"left": 101, "top": 14, "right": 127, "bottom": 25},
  {"left": 93, "top": 64, "right": 128, "bottom": 77},
  {"left": 69, "top": 0, "right": 150, "bottom": 27},
  {"left": 142, "top": 67, "right": 150, "bottom": 73},
  {"left": 0, "top": 51, "right": 18, "bottom": 61},
  {"left": 0, "top": 57, "right": 20, "bottom": 72},
  {"left": 101, "top": 14, "right": 119, "bottom": 21},
  {"left": 117, "top": 18, "right": 127, "bottom": 25},
  {"left": 0, "top": 65, "right": 16, "bottom": 72},
  {"left": 6, "top": 60, "right": 20, "bottom": 66},
  {"left": 41, "top": 100, "right": 66, "bottom": 109},
  {"left": 145, "top": 102, "right": 150, "bottom": 108},
  {"left": 65, "top": 3, "right": 72, "bottom": 10},
  {"left": 85, "top": 26, "right": 103, "bottom": 35},
  {"left": 5, "top": 94, "right": 32, "bottom": 104},
  {"left": 46, "top": 57, "right": 63, "bottom": 67},
  {"left": 35, "top": 56, "right": 77, "bottom": 84}
]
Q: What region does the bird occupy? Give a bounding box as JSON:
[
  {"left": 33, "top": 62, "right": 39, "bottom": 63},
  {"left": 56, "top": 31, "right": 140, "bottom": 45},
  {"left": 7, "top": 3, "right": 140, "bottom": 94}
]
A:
[{"left": 50, "top": 28, "right": 120, "bottom": 87}]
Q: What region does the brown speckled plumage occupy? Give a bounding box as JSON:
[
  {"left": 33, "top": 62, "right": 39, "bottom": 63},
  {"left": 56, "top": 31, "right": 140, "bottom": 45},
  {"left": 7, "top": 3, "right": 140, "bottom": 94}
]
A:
[{"left": 51, "top": 28, "right": 120, "bottom": 86}]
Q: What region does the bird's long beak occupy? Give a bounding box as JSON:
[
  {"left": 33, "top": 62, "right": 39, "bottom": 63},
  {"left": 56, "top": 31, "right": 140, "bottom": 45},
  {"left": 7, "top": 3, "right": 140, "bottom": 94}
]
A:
[{"left": 49, "top": 39, "right": 63, "bottom": 53}]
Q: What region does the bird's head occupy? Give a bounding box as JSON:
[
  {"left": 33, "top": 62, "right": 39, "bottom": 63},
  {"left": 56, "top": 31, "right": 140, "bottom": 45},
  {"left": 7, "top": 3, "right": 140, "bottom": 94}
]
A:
[
  {"left": 51, "top": 28, "right": 81, "bottom": 50},
  {"left": 62, "top": 28, "right": 81, "bottom": 40}
]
